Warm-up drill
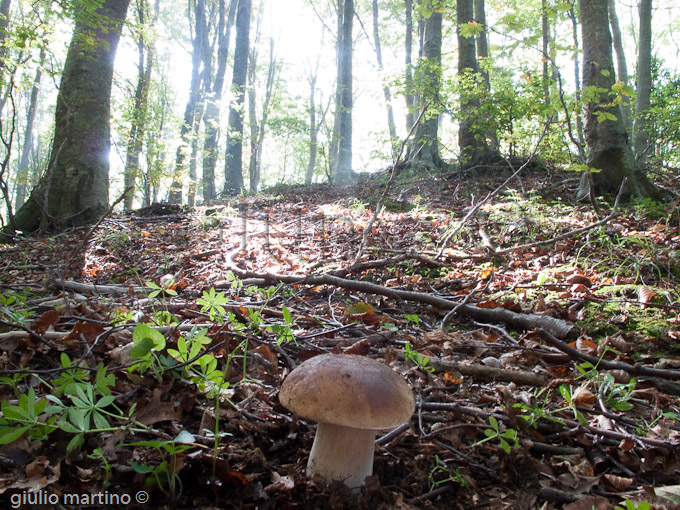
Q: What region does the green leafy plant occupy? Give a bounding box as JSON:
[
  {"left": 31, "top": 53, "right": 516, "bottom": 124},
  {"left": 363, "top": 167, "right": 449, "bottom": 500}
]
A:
[
  {"left": 404, "top": 341, "right": 434, "bottom": 373},
  {"left": 428, "top": 454, "right": 469, "bottom": 492},
  {"left": 128, "top": 323, "right": 168, "bottom": 380},
  {"left": 615, "top": 501, "right": 651, "bottom": 510},
  {"left": 88, "top": 447, "right": 113, "bottom": 487},
  {"left": 128, "top": 431, "right": 195, "bottom": 497},
  {"left": 145, "top": 279, "right": 177, "bottom": 299},
  {"left": 0, "top": 388, "right": 57, "bottom": 444},
  {"left": 197, "top": 287, "right": 230, "bottom": 321},
  {"left": 473, "top": 415, "right": 518, "bottom": 454}
]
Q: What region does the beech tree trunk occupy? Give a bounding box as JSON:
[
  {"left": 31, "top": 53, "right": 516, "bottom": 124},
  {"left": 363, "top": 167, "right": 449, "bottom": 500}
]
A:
[
  {"left": 202, "top": 0, "right": 236, "bottom": 202},
  {"left": 372, "top": 0, "right": 398, "bottom": 157},
  {"left": 407, "top": 4, "right": 442, "bottom": 170},
  {"left": 14, "top": 49, "right": 44, "bottom": 210},
  {"left": 11, "top": 0, "right": 130, "bottom": 232},
  {"left": 335, "top": 0, "right": 353, "bottom": 184},
  {"left": 608, "top": 0, "right": 633, "bottom": 136},
  {"left": 579, "top": 0, "right": 661, "bottom": 199},
  {"left": 404, "top": 0, "right": 414, "bottom": 132},
  {"left": 123, "top": 0, "right": 157, "bottom": 211},
  {"left": 633, "top": 0, "right": 652, "bottom": 166},
  {"left": 224, "top": 0, "right": 251, "bottom": 194},
  {"left": 169, "top": 0, "right": 208, "bottom": 204},
  {"left": 457, "top": 0, "right": 489, "bottom": 166}
]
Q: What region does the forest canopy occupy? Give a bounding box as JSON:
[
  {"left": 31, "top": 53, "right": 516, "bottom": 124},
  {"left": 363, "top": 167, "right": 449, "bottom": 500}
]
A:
[{"left": 0, "top": 0, "right": 678, "bottom": 228}]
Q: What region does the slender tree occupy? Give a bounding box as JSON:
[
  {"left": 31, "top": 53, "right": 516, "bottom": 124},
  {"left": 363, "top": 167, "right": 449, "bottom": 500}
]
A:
[
  {"left": 371, "top": 0, "right": 398, "bottom": 156},
  {"left": 202, "top": 0, "right": 236, "bottom": 202},
  {"left": 123, "top": 0, "right": 158, "bottom": 211},
  {"left": 11, "top": 0, "right": 131, "bottom": 232},
  {"left": 474, "top": 0, "right": 497, "bottom": 149},
  {"left": 407, "top": 2, "right": 441, "bottom": 170},
  {"left": 14, "top": 49, "right": 45, "bottom": 210},
  {"left": 224, "top": 0, "right": 251, "bottom": 193},
  {"left": 579, "top": 0, "right": 661, "bottom": 199},
  {"left": 608, "top": 0, "right": 632, "bottom": 136},
  {"left": 169, "top": 0, "right": 209, "bottom": 204},
  {"left": 633, "top": 0, "right": 652, "bottom": 166},
  {"left": 404, "top": 0, "right": 414, "bottom": 131},
  {"left": 335, "top": 0, "right": 353, "bottom": 184},
  {"left": 457, "top": 0, "right": 490, "bottom": 166}
]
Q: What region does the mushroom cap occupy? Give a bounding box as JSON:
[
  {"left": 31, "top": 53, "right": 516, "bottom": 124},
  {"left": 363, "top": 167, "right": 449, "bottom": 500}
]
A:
[{"left": 279, "top": 353, "right": 415, "bottom": 430}]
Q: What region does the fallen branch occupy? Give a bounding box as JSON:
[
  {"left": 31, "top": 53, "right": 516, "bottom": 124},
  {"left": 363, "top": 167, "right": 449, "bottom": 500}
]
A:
[
  {"left": 537, "top": 329, "right": 680, "bottom": 380},
  {"left": 223, "top": 251, "right": 575, "bottom": 338}
]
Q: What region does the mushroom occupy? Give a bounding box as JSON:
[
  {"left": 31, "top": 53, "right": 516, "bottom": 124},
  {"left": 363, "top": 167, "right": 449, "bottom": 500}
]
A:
[{"left": 279, "top": 353, "right": 415, "bottom": 488}]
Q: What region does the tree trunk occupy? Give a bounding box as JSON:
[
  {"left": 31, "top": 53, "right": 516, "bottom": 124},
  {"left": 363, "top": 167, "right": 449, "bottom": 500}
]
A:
[
  {"left": 169, "top": 0, "right": 208, "bottom": 204},
  {"left": 579, "top": 0, "right": 661, "bottom": 199},
  {"left": 457, "top": 0, "right": 488, "bottom": 166},
  {"left": 541, "top": 0, "right": 551, "bottom": 107},
  {"left": 0, "top": 0, "right": 11, "bottom": 71},
  {"left": 568, "top": 6, "right": 586, "bottom": 158},
  {"left": 633, "top": 0, "right": 652, "bottom": 166},
  {"left": 407, "top": 3, "right": 442, "bottom": 171},
  {"left": 404, "top": 0, "right": 414, "bottom": 132},
  {"left": 608, "top": 0, "right": 633, "bottom": 136},
  {"left": 335, "top": 0, "right": 353, "bottom": 184},
  {"left": 202, "top": 0, "right": 236, "bottom": 202},
  {"left": 14, "top": 49, "right": 45, "bottom": 210},
  {"left": 372, "top": 0, "right": 398, "bottom": 157},
  {"left": 249, "top": 37, "right": 276, "bottom": 192},
  {"left": 123, "top": 0, "right": 157, "bottom": 211},
  {"left": 11, "top": 0, "right": 130, "bottom": 232},
  {"left": 474, "top": 0, "right": 498, "bottom": 149},
  {"left": 224, "top": 0, "right": 251, "bottom": 194}
]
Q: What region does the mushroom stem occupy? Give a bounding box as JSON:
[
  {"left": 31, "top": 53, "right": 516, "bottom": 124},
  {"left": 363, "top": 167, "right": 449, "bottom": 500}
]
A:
[{"left": 307, "top": 422, "right": 376, "bottom": 488}]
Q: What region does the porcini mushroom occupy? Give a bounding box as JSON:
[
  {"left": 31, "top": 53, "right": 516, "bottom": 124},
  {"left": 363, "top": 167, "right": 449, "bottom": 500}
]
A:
[{"left": 279, "top": 353, "right": 415, "bottom": 488}]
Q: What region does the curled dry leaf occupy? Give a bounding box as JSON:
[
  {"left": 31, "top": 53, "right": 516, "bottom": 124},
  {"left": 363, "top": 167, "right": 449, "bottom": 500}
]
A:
[{"left": 572, "top": 385, "right": 596, "bottom": 408}]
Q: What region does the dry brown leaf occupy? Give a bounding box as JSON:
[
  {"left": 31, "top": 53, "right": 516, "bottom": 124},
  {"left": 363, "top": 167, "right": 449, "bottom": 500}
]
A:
[{"left": 572, "top": 385, "right": 596, "bottom": 408}]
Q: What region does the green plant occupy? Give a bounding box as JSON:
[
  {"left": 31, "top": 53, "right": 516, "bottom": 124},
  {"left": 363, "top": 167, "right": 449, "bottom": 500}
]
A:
[
  {"left": 404, "top": 341, "right": 434, "bottom": 373},
  {"left": 428, "top": 454, "right": 469, "bottom": 492},
  {"left": 88, "top": 447, "right": 113, "bottom": 487},
  {"left": 128, "top": 431, "right": 195, "bottom": 497},
  {"left": 145, "top": 279, "right": 177, "bottom": 299},
  {"left": 615, "top": 501, "right": 651, "bottom": 510},
  {"left": 0, "top": 388, "right": 57, "bottom": 444},
  {"left": 128, "top": 323, "right": 168, "bottom": 380},
  {"left": 473, "top": 415, "right": 518, "bottom": 454},
  {"left": 197, "top": 287, "right": 230, "bottom": 321},
  {"left": 0, "top": 292, "right": 35, "bottom": 325}
]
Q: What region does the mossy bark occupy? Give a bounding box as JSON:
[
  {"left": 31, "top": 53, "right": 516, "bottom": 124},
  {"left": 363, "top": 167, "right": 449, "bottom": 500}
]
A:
[
  {"left": 11, "top": 0, "right": 130, "bottom": 232},
  {"left": 579, "top": 0, "right": 663, "bottom": 200}
]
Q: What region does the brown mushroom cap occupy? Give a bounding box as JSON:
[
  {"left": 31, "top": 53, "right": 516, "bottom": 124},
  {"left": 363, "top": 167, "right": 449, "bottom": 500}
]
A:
[{"left": 279, "top": 353, "right": 415, "bottom": 430}]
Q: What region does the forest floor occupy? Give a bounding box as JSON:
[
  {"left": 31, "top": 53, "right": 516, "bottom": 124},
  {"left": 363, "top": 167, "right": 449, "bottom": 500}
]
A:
[{"left": 1, "top": 166, "right": 680, "bottom": 509}]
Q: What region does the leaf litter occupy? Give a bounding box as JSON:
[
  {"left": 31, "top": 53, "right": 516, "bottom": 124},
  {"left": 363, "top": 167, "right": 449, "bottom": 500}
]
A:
[{"left": 0, "top": 169, "right": 680, "bottom": 509}]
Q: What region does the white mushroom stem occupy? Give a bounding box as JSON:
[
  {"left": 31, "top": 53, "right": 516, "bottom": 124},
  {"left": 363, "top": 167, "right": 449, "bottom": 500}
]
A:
[{"left": 306, "top": 422, "right": 376, "bottom": 488}]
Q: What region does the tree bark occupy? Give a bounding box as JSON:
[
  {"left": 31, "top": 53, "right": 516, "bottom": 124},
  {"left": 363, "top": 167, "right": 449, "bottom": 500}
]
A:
[
  {"left": 404, "top": 0, "right": 414, "bottom": 132},
  {"left": 457, "top": 0, "right": 489, "bottom": 167},
  {"left": 335, "top": 0, "right": 353, "bottom": 184},
  {"left": 123, "top": 0, "right": 157, "bottom": 211},
  {"left": 11, "top": 0, "right": 130, "bottom": 232},
  {"left": 14, "top": 49, "right": 45, "bottom": 210},
  {"left": 372, "top": 0, "right": 398, "bottom": 157},
  {"left": 224, "top": 0, "right": 251, "bottom": 194},
  {"left": 608, "top": 0, "right": 633, "bottom": 136},
  {"left": 474, "top": 0, "right": 498, "bottom": 150},
  {"left": 579, "top": 0, "right": 661, "bottom": 199},
  {"left": 248, "top": 36, "right": 276, "bottom": 192},
  {"left": 568, "top": 6, "right": 586, "bottom": 157},
  {"left": 169, "top": 0, "right": 208, "bottom": 204},
  {"left": 633, "top": 0, "right": 652, "bottom": 166},
  {"left": 202, "top": 0, "right": 236, "bottom": 202}
]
